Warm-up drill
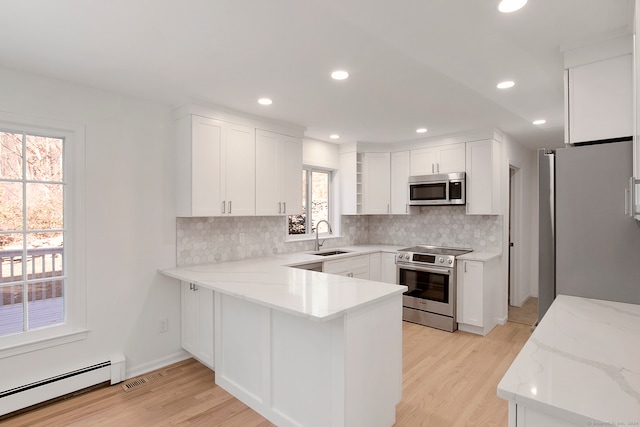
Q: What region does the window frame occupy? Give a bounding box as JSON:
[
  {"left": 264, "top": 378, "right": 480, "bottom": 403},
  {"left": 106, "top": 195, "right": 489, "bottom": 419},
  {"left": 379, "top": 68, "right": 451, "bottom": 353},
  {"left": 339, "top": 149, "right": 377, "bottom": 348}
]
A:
[
  {"left": 0, "top": 112, "right": 87, "bottom": 358},
  {"left": 286, "top": 166, "right": 336, "bottom": 240}
]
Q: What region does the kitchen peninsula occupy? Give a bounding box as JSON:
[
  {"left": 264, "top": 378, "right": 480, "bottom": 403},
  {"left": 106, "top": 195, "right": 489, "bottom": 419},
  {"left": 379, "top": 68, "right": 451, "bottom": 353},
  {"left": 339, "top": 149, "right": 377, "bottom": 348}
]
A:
[
  {"left": 498, "top": 295, "right": 640, "bottom": 426},
  {"left": 161, "top": 247, "right": 407, "bottom": 427}
]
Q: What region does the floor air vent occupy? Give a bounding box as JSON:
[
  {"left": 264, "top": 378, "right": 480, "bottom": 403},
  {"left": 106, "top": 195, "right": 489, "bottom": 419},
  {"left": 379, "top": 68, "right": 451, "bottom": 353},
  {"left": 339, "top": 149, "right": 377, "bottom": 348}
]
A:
[{"left": 121, "top": 371, "right": 167, "bottom": 392}]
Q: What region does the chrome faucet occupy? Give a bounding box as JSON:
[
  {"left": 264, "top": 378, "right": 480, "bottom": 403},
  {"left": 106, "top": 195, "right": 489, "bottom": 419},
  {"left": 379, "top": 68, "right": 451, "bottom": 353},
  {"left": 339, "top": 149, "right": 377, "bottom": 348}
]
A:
[{"left": 314, "top": 220, "right": 332, "bottom": 251}]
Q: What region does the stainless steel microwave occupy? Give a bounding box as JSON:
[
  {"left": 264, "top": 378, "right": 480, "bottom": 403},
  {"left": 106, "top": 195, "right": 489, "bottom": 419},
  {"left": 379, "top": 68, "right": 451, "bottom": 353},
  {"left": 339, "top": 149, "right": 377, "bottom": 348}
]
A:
[{"left": 408, "top": 172, "right": 466, "bottom": 206}]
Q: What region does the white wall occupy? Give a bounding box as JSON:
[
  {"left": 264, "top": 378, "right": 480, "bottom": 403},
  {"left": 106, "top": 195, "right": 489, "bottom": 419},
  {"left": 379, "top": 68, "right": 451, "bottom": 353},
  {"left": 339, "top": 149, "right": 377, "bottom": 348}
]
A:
[
  {"left": 0, "top": 66, "right": 184, "bottom": 389},
  {"left": 302, "top": 138, "right": 339, "bottom": 169}
]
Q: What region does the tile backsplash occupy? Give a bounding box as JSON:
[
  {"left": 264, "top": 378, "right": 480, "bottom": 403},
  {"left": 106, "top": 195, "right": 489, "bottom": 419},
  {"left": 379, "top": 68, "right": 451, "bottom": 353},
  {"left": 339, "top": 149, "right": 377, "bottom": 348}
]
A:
[{"left": 176, "top": 207, "right": 502, "bottom": 266}]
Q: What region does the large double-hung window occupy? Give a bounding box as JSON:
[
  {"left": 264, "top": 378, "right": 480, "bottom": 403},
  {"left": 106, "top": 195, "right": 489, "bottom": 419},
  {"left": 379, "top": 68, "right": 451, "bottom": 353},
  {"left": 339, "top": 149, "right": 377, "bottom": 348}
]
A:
[{"left": 0, "top": 114, "right": 85, "bottom": 356}]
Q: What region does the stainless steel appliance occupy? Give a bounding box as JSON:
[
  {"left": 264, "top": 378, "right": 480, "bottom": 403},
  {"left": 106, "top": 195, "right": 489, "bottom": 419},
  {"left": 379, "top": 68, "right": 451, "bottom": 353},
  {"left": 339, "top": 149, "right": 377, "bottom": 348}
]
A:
[
  {"left": 397, "top": 245, "right": 472, "bottom": 332},
  {"left": 538, "top": 141, "right": 640, "bottom": 321},
  {"left": 408, "top": 172, "right": 465, "bottom": 206}
]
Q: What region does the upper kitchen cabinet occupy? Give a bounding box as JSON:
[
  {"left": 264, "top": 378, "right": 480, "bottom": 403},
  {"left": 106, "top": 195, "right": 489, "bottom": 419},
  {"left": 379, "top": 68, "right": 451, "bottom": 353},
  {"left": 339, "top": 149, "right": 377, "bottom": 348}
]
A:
[
  {"left": 390, "top": 151, "right": 411, "bottom": 214},
  {"left": 361, "top": 152, "right": 391, "bottom": 214},
  {"left": 466, "top": 139, "right": 501, "bottom": 215},
  {"left": 175, "top": 114, "right": 255, "bottom": 217},
  {"left": 410, "top": 143, "right": 465, "bottom": 176},
  {"left": 564, "top": 37, "right": 633, "bottom": 145},
  {"left": 255, "top": 130, "right": 303, "bottom": 216}
]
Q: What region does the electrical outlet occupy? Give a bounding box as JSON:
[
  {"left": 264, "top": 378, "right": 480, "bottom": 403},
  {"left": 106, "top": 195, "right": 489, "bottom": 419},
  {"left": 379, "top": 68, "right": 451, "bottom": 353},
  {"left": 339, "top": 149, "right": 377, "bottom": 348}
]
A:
[
  {"left": 159, "top": 317, "right": 169, "bottom": 333},
  {"left": 474, "top": 229, "right": 481, "bottom": 238}
]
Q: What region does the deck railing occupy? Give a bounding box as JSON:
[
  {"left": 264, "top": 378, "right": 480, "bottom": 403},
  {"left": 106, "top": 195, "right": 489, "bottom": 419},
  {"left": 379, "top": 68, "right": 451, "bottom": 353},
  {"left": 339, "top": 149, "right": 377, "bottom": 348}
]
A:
[{"left": 1, "top": 247, "right": 64, "bottom": 307}]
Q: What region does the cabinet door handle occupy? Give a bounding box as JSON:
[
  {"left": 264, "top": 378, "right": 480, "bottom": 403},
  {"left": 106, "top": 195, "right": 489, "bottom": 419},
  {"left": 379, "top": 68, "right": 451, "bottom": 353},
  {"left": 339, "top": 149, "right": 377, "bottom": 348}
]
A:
[
  {"left": 437, "top": 163, "right": 440, "bottom": 173},
  {"left": 387, "top": 204, "right": 390, "bottom": 214},
  {"left": 283, "top": 202, "right": 286, "bottom": 214},
  {"left": 432, "top": 163, "right": 434, "bottom": 174},
  {"left": 464, "top": 261, "right": 467, "bottom": 273},
  {"left": 229, "top": 201, "right": 232, "bottom": 214},
  {"left": 278, "top": 202, "right": 282, "bottom": 214},
  {"left": 222, "top": 201, "right": 226, "bottom": 214}
]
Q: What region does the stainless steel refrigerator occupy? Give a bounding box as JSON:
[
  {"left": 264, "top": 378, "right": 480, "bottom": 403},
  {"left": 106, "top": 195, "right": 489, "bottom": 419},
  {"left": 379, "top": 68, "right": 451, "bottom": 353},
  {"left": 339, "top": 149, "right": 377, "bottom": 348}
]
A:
[{"left": 538, "top": 140, "right": 640, "bottom": 320}]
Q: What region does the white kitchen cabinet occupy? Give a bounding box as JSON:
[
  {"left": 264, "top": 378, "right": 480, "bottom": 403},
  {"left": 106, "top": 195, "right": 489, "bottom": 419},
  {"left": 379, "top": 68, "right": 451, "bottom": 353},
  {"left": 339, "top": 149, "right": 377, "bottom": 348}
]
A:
[
  {"left": 255, "top": 129, "right": 303, "bottom": 216},
  {"left": 465, "top": 139, "right": 501, "bottom": 215},
  {"left": 362, "top": 152, "right": 391, "bottom": 214},
  {"left": 456, "top": 256, "right": 500, "bottom": 336},
  {"left": 323, "top": 254, "right": 370, "bottom": 279},
  {"left": 565, "top": 54, "right": 633, "bottom": 144},
  {"left": 181, "top": 281, "right": 214, "bottom": 369},
  {"left": 410, "top": 143, "right": 465, "bottom": 176},
  {"left": 369, "top": 252, "right": 381, "bottom": 281},
  {"left": 380, "top": 252, "right": 397, "bottom": 284},
  {"left": 176, "top": 114, "right": 255, "bottom": 217},
  {"left": 390, "top": 151, "right": 410, "bottom": 214}
]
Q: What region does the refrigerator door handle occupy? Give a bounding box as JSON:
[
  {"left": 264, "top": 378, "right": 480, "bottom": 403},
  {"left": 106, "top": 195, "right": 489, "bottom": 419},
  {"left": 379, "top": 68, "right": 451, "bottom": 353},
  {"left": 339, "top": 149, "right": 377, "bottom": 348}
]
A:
[
  {"left": 625, "top": 186, "right": 630, "bottom": 216},
  {"left": 630, "top": 177, "right": 640, "bottom": 218}
]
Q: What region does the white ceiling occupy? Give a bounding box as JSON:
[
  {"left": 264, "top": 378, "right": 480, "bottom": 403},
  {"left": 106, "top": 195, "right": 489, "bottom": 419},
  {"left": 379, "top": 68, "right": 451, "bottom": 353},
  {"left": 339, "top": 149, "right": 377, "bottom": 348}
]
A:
[{"left": 0, "top": 0, "right": 634, "bottom": 150}]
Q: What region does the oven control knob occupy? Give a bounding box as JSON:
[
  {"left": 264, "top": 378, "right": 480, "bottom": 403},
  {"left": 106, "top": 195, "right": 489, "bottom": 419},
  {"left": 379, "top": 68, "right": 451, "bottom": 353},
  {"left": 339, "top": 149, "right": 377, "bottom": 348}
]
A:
[
  {"left": 448, "top": 259, "right": 453, "bottom": 265},
  {"left": 404, "top": 253, "right": 410, "bottom": 260},
  {"left": 438, "top": 257, "right": 444, "bottom": 263}
]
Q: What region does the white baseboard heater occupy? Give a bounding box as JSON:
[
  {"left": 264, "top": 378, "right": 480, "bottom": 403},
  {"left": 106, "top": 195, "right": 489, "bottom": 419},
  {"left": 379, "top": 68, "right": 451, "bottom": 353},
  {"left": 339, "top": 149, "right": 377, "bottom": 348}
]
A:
[{"left": 0, "top": 353, "right": 125, "bottom": 417}]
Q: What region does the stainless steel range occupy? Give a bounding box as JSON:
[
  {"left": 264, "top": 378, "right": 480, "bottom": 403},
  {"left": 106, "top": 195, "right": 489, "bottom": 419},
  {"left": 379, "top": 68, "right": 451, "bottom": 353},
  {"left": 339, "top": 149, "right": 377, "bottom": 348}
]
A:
[{"left": 396, "top": 245, "right": 472, "bottom": 332}]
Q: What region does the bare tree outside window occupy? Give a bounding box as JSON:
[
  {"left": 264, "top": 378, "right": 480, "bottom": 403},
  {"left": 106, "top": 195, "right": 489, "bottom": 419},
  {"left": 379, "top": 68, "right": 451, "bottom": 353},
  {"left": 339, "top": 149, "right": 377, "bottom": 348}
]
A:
[
  {"left": 0, "top": 130, "right": 65, "bottom": 336},
  {"left": 288, "top": 168, "right": 331, "bottom": 235}
]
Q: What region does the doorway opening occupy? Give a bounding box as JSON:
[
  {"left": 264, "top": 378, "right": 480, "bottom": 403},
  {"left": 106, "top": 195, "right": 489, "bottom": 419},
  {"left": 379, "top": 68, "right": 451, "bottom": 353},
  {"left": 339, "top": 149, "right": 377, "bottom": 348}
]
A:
[{"left": 507, "top": 165, "right": 537, "bottom": 326}]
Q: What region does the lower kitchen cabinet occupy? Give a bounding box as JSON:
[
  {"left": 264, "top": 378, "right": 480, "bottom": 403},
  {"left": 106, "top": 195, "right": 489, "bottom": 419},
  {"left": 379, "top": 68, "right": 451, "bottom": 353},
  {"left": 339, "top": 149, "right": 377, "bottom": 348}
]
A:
[
  {"left": 456, "top": 256, "right": 500, "bottom": 336},
  {"left": 181, "top": 281, "right": 214, "bottom": 369},
  {"left": 380, "top": 252, "right": 397, "bottom": 284},
  {"left": 369, "top": 253, "right": 382, "bottom": 281},
  {"left": 323, "top": 254, "right": 370, "bottom": 279}
]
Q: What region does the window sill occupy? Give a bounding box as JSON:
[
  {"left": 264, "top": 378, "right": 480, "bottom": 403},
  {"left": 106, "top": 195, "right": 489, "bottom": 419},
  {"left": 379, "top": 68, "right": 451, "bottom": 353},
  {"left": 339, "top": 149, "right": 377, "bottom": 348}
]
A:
[
  {"left": 285, "top": 234, "right": 342, "bottom": 244},
  {"left": 0, "top": 328, "right": 89, "bottom": 359}
]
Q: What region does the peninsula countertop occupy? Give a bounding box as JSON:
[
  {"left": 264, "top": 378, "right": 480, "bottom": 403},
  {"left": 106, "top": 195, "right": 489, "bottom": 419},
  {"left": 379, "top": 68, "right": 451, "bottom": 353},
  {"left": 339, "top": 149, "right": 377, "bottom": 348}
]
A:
[
  {"left": 160, "top": 245, "right": 407, "bottom": 322},
  {"left": 497, "top": 295, "right": 640, "bottom": 425}
]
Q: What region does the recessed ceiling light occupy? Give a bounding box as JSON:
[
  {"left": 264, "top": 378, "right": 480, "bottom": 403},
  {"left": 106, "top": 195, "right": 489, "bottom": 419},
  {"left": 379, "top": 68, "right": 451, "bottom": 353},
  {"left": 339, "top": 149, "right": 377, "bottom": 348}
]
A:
[
  {"left": 331, "top": 70, "right": 349, "bottom": 80},
  {"left": 498, "top": 0, "right": 527, "bottom": 13},
  {"left": 497, "top": 80, "right": 515, "bottom": 89},
  {"left": 533, "top": 119, "right": 546, "bottom": 125},
  {"left": 416, "top": 128, "right": 428, "bottom": 134},
  {"left": 330, "top": 134, "right": 340, "bottom": 139},
  {"left": 258, "top": 98, "right": 272, "bottom": 105}
]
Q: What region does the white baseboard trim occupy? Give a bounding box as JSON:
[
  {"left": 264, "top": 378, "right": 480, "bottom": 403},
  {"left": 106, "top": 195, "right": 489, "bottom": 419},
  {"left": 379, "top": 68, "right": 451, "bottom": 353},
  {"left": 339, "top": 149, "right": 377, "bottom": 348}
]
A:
[
  {"left": 497, "top": 315, "right": 508, "bottom": 325},
  {"left": 124, "top": 350, "right": 191, "bottom": 380}
]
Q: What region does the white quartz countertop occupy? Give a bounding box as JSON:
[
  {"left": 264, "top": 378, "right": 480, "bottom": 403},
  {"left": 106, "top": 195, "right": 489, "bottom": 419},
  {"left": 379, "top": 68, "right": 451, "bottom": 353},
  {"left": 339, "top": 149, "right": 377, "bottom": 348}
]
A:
[
  {"left": 457, "top": 251, "right": 501, "bottom": 261},
  {"left": 161, "top": 245, "right": 407, "bottom": 322},
  {"left": 497, "top": 295, "right": 640, "bottom": 425}
]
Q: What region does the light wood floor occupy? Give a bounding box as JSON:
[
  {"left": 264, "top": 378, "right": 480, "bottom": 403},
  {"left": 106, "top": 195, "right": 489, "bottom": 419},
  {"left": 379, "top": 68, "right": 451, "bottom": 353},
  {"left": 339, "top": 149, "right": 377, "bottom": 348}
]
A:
[
  {"left": 508, "top": 297, "right": 538, "bottom": 326},
  {"left": 3, "top": 321, "right": 531, "bottom": 427}
]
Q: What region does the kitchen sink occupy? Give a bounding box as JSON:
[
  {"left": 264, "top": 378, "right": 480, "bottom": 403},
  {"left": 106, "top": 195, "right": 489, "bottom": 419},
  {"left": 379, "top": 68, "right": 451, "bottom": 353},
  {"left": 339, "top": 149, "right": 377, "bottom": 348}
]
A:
[{"left": 312, "top": 250, "right": 351, "bottom": 256}]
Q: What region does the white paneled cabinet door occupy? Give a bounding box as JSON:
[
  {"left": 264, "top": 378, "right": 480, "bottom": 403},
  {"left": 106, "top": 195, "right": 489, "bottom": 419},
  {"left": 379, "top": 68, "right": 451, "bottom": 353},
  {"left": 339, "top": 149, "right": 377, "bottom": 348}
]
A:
[
  {"left": 255, "top": 130, "right": 303, "bottom": 216},
  {"left": 255, "top": 130, "right": 280, "bottom": 215},
  {"left": 391, "top": 151, "right": 410, "bottom": 214},
  {"left": 224, "top": 123, "right": 255, "bottom": 216},
  {"left": 457, "top": 261, "right": 484, "bottom": 328},
  {"left": 281, "top": 135, "right": 303, "bottom": 215},
  {"left": 380, "top": 252, "right": 397, "bottom": 284},
  {"left": 362, "top": 152, "right": 391, "bottom": 214},
  {"left": 183, "top": 115, "right": 224, "bottom": 217},
  {"left": 466, "top": 139, "right": 501, "bottom": 215},
  {"left": 369, "top": 252, "right": 382, "bottom": 281},
  {"left": 181, "top": 281, "right": 214, "bottom": 369},
  {"left": 438, "top": 143, "right": 466, "bottom": 173},
  {"left": 410, "top": 147, "right": 437, "bottom": 176},
  {"left": 567, "top": 54, "right": 633, "bottom": 144}
]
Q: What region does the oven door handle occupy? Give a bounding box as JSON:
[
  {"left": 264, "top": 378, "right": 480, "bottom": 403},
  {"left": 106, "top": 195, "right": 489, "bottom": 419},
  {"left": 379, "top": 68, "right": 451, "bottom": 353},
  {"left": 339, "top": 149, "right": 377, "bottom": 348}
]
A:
[{"left": 397, "top": 264, "right": 452, "bottom": 275}]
